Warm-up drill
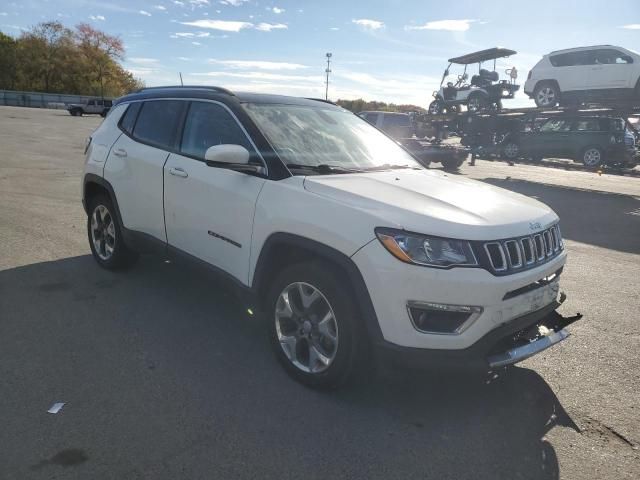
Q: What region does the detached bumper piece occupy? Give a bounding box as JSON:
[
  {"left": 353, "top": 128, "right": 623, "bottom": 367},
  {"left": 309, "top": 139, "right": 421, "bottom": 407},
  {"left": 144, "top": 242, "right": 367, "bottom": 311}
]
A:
[{"left": 486, "top": 308, "right": 583, "bottom": 369}]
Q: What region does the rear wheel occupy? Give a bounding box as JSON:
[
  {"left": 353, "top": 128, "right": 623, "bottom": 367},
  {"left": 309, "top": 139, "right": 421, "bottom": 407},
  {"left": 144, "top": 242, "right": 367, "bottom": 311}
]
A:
[
  {"left": 87, "top": 194, "right": 138, "bottom": 270},
  {"left": 534, "top": 82, "right": 560, "bottom": 108},
  {"left": 441, "top": 157, "right": 464, "bottom": 171},
  {"left": 467, "top": 94, "right": 489, "bottom": 113},
  {"left": 582, "top": 146, "right": 603, "bottom": 168},
  {"left": 267, "top": 262, "right": 363, "bottom": 389}
]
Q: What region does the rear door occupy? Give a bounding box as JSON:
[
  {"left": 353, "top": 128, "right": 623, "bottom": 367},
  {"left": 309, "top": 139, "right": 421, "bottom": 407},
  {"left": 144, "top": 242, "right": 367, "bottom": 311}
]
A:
[
  {"left": 163, "top": 100, "right": 267, "bottom": 284},
  {"left": 104, "top": 100, "right": 186, "bottom": 242},
  {"left": 572, "top": 118, "right": 606, "bottom": 157},
  {"left": 549, "top": 51, "right": 588, "bottom": 93}
]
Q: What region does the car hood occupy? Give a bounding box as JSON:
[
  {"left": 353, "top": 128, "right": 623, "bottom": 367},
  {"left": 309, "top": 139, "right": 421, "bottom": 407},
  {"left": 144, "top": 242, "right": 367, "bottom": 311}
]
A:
[{"left": 303, "top": 169, "right": 558, "bottom": 240}]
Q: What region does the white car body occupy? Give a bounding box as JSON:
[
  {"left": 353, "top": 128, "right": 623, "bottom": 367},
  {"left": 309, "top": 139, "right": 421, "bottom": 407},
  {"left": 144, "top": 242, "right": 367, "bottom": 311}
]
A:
[
  {"left": 82, "top": 89, "right": 578, "bottom": 383},
  {"left": 524, "top": 45, "right": 640, "bottom": 105}
]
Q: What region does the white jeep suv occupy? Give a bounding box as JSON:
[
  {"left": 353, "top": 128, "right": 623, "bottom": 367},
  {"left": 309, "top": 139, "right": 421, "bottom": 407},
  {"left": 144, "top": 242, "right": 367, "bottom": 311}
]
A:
[
  {"left": 525, "top": 45, "right": 640, "bottom": 108},
  {"left": 82, "top": 86, "right": 581, "bottom": 388}
]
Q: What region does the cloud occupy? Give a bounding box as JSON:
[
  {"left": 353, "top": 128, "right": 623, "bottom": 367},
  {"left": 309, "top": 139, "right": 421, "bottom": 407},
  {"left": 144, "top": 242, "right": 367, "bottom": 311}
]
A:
[
  {"left": 171, "top": 31, "right": 210, "bottom": 38},
  {"left": 621, "top": 24, "right": 640, "bottom": 29},
  {"left": 0, "top": 12, "right": 7, "bottom": 16},
  {"left": 255, "top": 22, "right": 287, "bottom": 32},
  {"left": 139, "top": 10, "right": 152, "bottom": 16},
  {"left": 89, "top": 15, "right": 106, "bottom": 21},
  {"left": 352, "top": 19, "right": 384, "bottom": 30},
  {"left": 177, "top": 56, "right": 191, "bottom": 61},
  {"left": 271, "top": 7, "right": 284, "bottom": 14},
  {"left": 153, "top": 5, "right": 166, "bottom": 10},
  {"left": 189, "top": 0, "right": 209, "bottom": 6},
  {"left": 128, "top": 57, "right": 159, "bottom": 64},
  {"left": 181, "top": 19, "right": 252, "bottom": 32},
  {"left": 220, "top": 0, "right": 249, "bottom": 5},
  {"left": 330, "top": 27, "right": 339, "bottom": 31},
  {"left": 173, "top": 0, "right": 184, "bottom": 5},
  {"left": 406, "top": 19, "right": 476, "bottom": 32},
  {"left": 208, "top": 59, "right": 308, "bottom": 70},
  {"left": 192, "top": 41, "right": 202, "bottom": 45}
]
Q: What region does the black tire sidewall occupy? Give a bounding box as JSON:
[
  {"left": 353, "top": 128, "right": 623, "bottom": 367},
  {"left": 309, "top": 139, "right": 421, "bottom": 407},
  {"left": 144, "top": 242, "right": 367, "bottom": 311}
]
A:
[
  {"left": 266, "top": 262, "right": 361, "bottom": 389},
  {"left": 534, "top": 82, "right": 559, "bottom": 108}
]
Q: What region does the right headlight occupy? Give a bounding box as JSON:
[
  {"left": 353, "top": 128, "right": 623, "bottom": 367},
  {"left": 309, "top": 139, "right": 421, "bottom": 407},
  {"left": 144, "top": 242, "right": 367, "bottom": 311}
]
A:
[{"left": 375, "top": 227, "right": 478, "bottom": 268}]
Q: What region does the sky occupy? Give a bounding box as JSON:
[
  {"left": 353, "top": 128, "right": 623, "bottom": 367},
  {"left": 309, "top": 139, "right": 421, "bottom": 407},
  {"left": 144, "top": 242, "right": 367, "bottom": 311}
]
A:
[{"left": 1, "top": 0, "right": 639, "bottom": 107}]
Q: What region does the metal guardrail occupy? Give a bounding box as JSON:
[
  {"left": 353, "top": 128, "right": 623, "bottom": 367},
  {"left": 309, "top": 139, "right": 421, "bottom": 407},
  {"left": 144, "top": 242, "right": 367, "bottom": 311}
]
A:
[{"left": 0, "top": 90, "right": 112, "bottom": 109}]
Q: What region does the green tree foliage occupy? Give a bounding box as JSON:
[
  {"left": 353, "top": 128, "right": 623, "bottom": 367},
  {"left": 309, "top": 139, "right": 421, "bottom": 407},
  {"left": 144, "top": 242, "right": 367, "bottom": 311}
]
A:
[
  {"left": 335, "top": 98, "right": 426, "bottom": 114},
  {"left": 0, "top": 21, "right": 144, "bottom": 96}
]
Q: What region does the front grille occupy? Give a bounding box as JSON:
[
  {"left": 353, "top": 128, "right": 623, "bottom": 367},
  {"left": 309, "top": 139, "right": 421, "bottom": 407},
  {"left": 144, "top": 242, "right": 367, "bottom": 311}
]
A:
[{"left": 476, "top": 224, "right": 563, "bottom": 275}]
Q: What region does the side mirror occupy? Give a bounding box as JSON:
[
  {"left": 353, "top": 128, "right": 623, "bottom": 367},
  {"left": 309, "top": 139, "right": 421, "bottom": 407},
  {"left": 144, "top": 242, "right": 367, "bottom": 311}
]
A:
[{"left": 204, "top": 144, "right": 250, "bottom": 165}]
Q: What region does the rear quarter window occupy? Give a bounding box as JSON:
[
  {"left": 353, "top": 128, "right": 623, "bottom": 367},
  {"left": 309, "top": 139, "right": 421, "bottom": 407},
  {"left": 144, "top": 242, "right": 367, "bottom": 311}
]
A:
[
  {"left": 574, "top": 119, "right": 601, "bottom": 131},
  {"left": 119, "top": 102, "right": 142, "bottom": 136}
]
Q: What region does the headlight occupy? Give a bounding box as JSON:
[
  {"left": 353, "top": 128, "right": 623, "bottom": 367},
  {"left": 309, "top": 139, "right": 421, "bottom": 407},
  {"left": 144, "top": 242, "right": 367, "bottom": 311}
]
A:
[{"left": 375, "top": 228, "right": 478, "bottom": 268}]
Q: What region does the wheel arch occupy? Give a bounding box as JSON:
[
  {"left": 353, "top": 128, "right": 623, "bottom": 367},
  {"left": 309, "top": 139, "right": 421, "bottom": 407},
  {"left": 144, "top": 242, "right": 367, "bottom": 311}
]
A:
[
  {"left": 251, "top": 232, "right": 383, "bottom": 343},
  {"left": 533, "top": 79, "right": 561, "bottom": 94},
  {"left": 83, "top": 174, "right": 124, "bottom": 230}
]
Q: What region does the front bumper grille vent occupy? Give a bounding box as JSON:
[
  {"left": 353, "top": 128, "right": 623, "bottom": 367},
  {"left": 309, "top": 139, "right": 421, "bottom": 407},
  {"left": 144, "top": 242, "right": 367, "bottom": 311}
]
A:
[{"left": 477, "top": 224, "right": 563, "bottom": 275}]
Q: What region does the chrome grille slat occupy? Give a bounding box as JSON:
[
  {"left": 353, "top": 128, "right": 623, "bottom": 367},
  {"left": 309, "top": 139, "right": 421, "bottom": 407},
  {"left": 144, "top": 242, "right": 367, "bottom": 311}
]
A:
[{"left": 482, "top": 224, "right": 563, "bottom": 275}]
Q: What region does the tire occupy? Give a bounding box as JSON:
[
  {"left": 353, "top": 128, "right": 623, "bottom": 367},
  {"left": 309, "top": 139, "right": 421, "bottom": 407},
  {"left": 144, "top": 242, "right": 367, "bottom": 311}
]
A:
[
  {"left": 502, "top": 141, "right": 520, "bottom": 160},
  {"left": 70, "top": 109, "right": 80, "bottom": 116},
  {"left": 467, "top": 93, "right": 488, "bottom": 113},
  {"left": 581, "top": 146, "right": 604, "bottom": 168},
  {"left": 87, "top": 194, "right": 138, "bottom": 270},
  {"left": 267, "top": 262, "right": 364, "bottom": 389},
  {"left": 533, "top": 82, "right": 560, "bottom": 108},
  {"left": 428, "top": 100, "right": 443, "bottom": 115},
  {"left": 441, "top": 157, "right": 464, "bottom": 170}
]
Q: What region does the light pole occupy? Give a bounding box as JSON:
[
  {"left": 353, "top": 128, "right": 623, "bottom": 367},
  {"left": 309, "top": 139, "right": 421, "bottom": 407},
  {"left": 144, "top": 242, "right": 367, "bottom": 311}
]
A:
[{"left": 325, "top": 52, "right": 332, "bottom": 100}]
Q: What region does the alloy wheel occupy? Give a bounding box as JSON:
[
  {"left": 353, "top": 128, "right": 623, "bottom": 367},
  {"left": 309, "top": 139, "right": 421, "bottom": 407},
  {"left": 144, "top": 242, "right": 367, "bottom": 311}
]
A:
[
  {"left": 536, "top": 87, "right": 556, "bottom": 107},
  {"left": 274, "top": 282, "right": 339, "bottom": 374},
  {"left": 503, "top": 143, "right": 519, "bottom": 159},
  {"left": 91, "top": 204, "right": 116, "bottom": 261},
  {"left": 583, "top": 148, "right": 602, "bottom": 167}
]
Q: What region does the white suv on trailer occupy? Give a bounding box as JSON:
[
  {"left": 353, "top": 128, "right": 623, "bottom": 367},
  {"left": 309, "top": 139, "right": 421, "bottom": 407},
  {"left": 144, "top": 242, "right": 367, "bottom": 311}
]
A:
[
  {"left": 82, "top": 86, "right": 581, "bottom": 388},
  {"left": 525, "top": 45, "right": 640, "bottom": 108}
]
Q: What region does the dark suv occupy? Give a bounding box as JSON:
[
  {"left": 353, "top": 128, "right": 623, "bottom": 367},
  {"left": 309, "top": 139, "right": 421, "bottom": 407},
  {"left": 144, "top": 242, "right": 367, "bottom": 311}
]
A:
[{"left": 500, "top": 116, "right": 638, "bottom": 167}]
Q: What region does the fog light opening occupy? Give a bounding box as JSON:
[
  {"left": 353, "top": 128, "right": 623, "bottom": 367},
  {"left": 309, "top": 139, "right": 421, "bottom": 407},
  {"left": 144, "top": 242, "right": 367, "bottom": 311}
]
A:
[{"left": 407, "top": 302, "right": 482, "bottom": 335}]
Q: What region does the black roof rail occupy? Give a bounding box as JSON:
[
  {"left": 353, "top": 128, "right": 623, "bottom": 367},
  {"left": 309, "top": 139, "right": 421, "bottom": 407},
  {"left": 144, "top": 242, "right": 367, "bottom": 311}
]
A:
[
  {"left": 305, "top": 97, "right": 337, "bottom": 106},
  {"left": 135, "top": 85, "right": 235, "bottom": 96}
]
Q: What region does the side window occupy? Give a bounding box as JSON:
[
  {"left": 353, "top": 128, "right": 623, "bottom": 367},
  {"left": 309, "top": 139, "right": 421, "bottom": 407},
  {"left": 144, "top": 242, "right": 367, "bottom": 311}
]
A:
[
  {"left": 361, "top": 113, "right": 377, "bottom": 124},
  {"left": 180, "top": 101, "right": 255, "bottom": 160},
  {"left": 133, "top": 100, "right": 185, "bottom": 149},
  {"left": 575, "top": 119, "right": 600, "bottom": 131},
  {"left": 540, "top": 119, "right": 572, "bottom": 132},
  {"left": 550, "top": 51, "right": 590, "bottom": 67},
  {"left": 119, "top": 102, "right": 142, "bottom": 136}
]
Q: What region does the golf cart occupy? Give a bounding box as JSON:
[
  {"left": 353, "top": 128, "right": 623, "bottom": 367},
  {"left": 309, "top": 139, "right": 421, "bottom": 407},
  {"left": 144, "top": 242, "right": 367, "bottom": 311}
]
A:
[{"left": 429, "top": 48, "right": 520, "bottom": 114}]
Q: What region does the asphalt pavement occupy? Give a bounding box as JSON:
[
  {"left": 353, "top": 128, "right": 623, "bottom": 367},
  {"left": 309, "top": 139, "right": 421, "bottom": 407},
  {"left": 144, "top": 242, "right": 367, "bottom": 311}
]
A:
[{"left": 1, "top": 106, "right": 639, "bottom": 479}]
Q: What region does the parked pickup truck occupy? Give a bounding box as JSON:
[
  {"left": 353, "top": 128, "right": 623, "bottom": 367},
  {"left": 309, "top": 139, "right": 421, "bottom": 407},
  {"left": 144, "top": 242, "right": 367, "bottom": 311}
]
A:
[
  {"left": 82, "top": 86, "right": 582, "bottom": 389},
  {"left": 67, "top": 98, "right": 113, "bottom": 117}
]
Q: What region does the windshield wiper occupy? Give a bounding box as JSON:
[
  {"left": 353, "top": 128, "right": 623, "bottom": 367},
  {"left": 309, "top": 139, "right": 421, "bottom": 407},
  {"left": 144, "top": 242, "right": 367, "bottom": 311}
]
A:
[{"left": 285, "top": 163, "right": 364, "bottom": 174}]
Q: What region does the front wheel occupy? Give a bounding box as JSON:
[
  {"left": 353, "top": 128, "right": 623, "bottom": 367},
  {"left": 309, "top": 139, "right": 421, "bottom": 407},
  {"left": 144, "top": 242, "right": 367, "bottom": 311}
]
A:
[
  {"left": 267, "top": 262, "right": 363, "bottom": 389},
  {"left": 582, "top": 146, "right": 603, "bottom": 168},
  {"left": 441, "top": 157, "right": 464, "bottom": 171},
  {"left": 87, "top": 195, "right": 138, "bottom": 270},
  {"left": 428, "top": 100, "right": 443, "bottom": 115}
]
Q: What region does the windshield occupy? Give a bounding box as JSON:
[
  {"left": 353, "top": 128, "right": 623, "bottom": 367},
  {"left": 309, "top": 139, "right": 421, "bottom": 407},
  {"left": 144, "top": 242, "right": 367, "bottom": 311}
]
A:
[{"left": 242, "top": 103, "right": 421, "bottom": 172}]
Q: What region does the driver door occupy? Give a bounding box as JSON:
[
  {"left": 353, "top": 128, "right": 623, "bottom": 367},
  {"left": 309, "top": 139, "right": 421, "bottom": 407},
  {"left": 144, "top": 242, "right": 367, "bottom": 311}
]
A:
[{"left": 163, "top": 100, "right": 266, "bottom": 285}]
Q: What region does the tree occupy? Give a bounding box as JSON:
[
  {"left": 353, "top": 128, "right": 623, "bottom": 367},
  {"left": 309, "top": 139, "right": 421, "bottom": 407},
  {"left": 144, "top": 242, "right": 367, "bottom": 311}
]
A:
[
  {"left": 0, "top": 21, "right": 144, "bottom": 96},
  {"left": 74, "top": 23, "right": 124, "bottom": 98},
  {"left": 336, "top": 98, "right": 426, "bottom": 114},
  {"left": 0, "top": 32, "right": 17, "bottom": 89}
]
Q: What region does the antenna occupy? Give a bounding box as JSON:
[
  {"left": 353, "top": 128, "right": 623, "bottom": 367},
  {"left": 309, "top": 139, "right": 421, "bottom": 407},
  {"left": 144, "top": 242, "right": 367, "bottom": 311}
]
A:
[
  {"left": 179, "top": 72, "right": 184, "bottom": 87},
  {"left": 325, "top": 53, "right": 332, "bottom": 100}
]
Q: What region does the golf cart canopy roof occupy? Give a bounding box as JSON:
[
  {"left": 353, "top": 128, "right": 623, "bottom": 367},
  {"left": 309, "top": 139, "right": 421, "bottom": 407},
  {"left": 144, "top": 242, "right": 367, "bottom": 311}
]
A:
[{"left": 448, "top": 48, "right": 517, "bottom": 64}]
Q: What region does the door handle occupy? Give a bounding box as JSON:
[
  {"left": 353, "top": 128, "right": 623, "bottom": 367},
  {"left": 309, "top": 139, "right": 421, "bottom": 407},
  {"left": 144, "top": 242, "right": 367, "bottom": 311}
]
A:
[
  {"left": 169, "top": 167, "right": 188, "bottom": 178},
  {"left": 113, "top": 148, "right": 127, "bottom": 158}
]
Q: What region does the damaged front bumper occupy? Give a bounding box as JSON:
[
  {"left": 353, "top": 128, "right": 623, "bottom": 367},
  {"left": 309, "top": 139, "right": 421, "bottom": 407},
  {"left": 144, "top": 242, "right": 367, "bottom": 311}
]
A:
[{"left": 376, "top": 293, "right": 582, "bottom": 372}]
